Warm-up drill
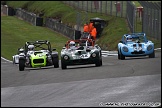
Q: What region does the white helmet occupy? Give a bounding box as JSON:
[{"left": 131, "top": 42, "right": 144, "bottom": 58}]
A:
[
  {"left": 127, "top": 35, "right": 132, "bottom": 41},
  {"left": 19, "top": 48, "right": 24, "bottom": 53},
  {"left": 28, "top": 45, "right": 34, "bottom": 51},
  {"left": 69, "top": 41, "right": 75, "bottom": 48}
]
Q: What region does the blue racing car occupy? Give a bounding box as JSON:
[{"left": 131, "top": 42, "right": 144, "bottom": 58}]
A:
[{"left": 118, "top": 33, "right": 155, "bottom": 60}]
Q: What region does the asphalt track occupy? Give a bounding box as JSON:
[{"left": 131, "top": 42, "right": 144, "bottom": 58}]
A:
[{"left": 1, "top": 50, "right": 161, "bottom": 107}]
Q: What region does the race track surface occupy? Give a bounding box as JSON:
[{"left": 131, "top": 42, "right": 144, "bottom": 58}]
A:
[{"left": 1, "top": 50, "right": 161, "bottom": 107}]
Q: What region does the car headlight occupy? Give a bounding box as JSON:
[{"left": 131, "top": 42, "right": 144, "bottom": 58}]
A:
[
  {"left": 91, "top": 53, "right": 96, "bottom": 57},
  {"left": 122, "top": 46, "right": 128, "bottom": 52},
  {"left": 147, "top": 45, "right": 153, "bottom": 51},
  {"left": 63, "top": 55, "right": 69, "bottom": 60}
]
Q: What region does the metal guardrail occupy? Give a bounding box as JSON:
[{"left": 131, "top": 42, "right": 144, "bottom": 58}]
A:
[
  {"left": 15, "top": 8, "right": 37, "bottom": 26},
  {"left": 15, "top": 8, "right": 44, "bottom": 26},
  {"left": 45, "top": 18, "right": 75, "bottom": 39}
]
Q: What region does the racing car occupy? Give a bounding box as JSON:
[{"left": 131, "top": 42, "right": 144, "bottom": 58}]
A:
[
  {"left": 61, "top": 38, "right": 102, "bottom": 69},
  {"left": 117, "top": 32, "right": 155, "bottom": 60},
  {"left": 13, "top": 40, "right": 59, "bottom": 71}
]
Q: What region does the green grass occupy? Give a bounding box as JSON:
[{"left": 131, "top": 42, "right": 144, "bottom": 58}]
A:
[
  {"left": 1, "top": 16, "right": 69, "bottom": 60},
  {"left": 132, "top": 1, "right": 142, "bottom": 7},
  {"left": 97, "top": 16, "right": 130, "bottom": 50},
  {"left": 1, "top": 1, "right": 161, "bottom": 61}
]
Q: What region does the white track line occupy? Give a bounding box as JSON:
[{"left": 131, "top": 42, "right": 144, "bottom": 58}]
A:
[{"left": 1, "top": 57, "right": 13, "bottom": 63}]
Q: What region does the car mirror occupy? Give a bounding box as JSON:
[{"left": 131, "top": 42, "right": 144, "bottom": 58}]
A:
[
  {"left": 18, "top": 48, "right": 24, "bottom": 53},
  {"left": 52, "top": 48, "right": 56, "bottom": 51},
  {"left": 120, "top": 41, "right": 123, "bottom": 43},
  {"left": 62, "top": 47, "right": 66, "bottom": 49},
  {"left": 18, "top": 48, "right": 21, "bottom": 51}
]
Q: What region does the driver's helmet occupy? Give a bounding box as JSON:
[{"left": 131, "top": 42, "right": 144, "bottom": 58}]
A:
[
  {"left": 127, "top": 35, "right": 132, "bottom": 41},
  {"left": 28, "top": 45, "right": 34, "bottom": 51},
  {"left": 19, "top": 48, "right": 24, "bottom": 53},
  {"left": 69, "top": 41, "right": 75, "bottom": 49}
]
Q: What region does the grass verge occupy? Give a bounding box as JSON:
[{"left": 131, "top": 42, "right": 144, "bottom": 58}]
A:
[{"left": 1, "top": 16, "right": 69, "bottom": 60}]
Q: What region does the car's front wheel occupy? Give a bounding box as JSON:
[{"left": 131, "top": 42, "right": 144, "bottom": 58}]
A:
[
  {"left": 19, "top": 59, "right": 25, "bottom": 71},
  {"left": 95, "top": 58, "right": 102, "bottom": 67},
  {"left": 149, "top": 50, "right": 155, "bottom": 58},
  {"left": 100, "top": 59, "right": 102, "bottom": 66},
  {"left": 52, "top": 57, "right": 59, "bottom": 68},
  {"left": 61, "top": 61, "right": 67, "bottom": 69},
  {"left": 120, "top": 49, "right": 125, "bottom": 60},
  {"left": 118, "top": 49, "right": 121, "bottom": 59}
]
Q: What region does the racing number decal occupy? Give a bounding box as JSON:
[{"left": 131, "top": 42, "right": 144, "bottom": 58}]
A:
[{"left": 80, "top": 54, "right": 88, "bottom": 58}]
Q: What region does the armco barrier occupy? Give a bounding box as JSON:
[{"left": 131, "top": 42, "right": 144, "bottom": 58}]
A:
[
  {"left": 15, "top": 8, "right": 37, "bottom": 26},
  {"left": 45, "top": 17, "right": 75, "bottom": 39}
]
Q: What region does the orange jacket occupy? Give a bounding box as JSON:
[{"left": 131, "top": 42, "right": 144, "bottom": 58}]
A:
[
  {"left": 90, "top": 27, "right": 97, "bottom": 40},
  {"left": 88, "top": 22, "right": 93, "bottom": 32},
  {"left": 83, "top": 24, "right": 89, "bottom": 32}
]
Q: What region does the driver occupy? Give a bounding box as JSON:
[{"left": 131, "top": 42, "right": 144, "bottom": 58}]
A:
[
  {"left": 27, "top": 44, "right": 35, "bottom": 55},
  {"left": 127, "top": 35, "right": 132, "bottom": 42},
  {"left": 26, "top": 45, "right": 35, "bottom": 65},
  {"left": 28, "top": 44, "right": 34, "bottom": 51},
  {"left": 69, "top": 41, "right": 76, "bottom": 50}
]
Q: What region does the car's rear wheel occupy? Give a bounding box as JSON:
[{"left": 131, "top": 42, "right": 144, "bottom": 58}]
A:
[
  {"left": 149, "top": 50, "right": 155, "bottom": 58},
  {"left": 61, "top": 61, "right": 67, "bottom": 69},
  {"left": 19, "top": 59, "right": 25, "bottom": 71},
  {"left": 52, "top": 57, "right": 59, "bottom": 68}
]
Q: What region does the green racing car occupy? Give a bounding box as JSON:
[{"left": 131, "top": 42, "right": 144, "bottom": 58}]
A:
[{"left": 13, "top": 40, "right": 59, "bottom": 71}]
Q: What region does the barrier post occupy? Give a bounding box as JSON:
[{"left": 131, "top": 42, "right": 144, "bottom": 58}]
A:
[
  {"left": 114, "top": 2, "right": 120, "bottom": 12},
  {"left": 137, "top": 6, "right": 143, "bottom": 21}
]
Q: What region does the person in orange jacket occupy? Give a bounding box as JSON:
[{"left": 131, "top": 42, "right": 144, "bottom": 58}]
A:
[
  {"left": 88, "top": 21, "right": 94, "bottom": 33},
  {"left": 90, "top": 26, "right": 97, "bottom": 41},
  {"left": 83, "top": 22, "right": 89, "bottom": 32}
]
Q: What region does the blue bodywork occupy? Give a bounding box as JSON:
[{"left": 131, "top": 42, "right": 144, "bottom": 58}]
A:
[{"left": 117, "top": 33, "right": 155, "bottom": 59}]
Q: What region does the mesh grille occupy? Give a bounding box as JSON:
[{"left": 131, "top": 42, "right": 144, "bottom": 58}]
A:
[{"left": 33, "top": 59, "right": 44, "bottom": 64}]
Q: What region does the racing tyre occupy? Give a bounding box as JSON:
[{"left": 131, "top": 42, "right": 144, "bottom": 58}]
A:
[
  {"left": 61, "top": 61, "right": 67, "bottom": 69},
  {"left": 149, "top": 50, "right": 155, "bottom": 58},
  {"left": 100, "top": 59, "right": 102, "bottom": 66},
  {"left": 118, "top": 49, "right": 121, "bottom": 59},
  {"left": 100, "top": 53, "right": 102, "bottom": 66},
  {"left": 120, "top": 49, "right": 125, "bottom": 60},
  {"left": 19, "top": 59, "right": 25, "bottom": 71},
  {"left": 52, "top": 57, "right": 59, "bottom": 68},
  {"left": 95, "top": 59, "right": 101, "bottom": 67}
]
